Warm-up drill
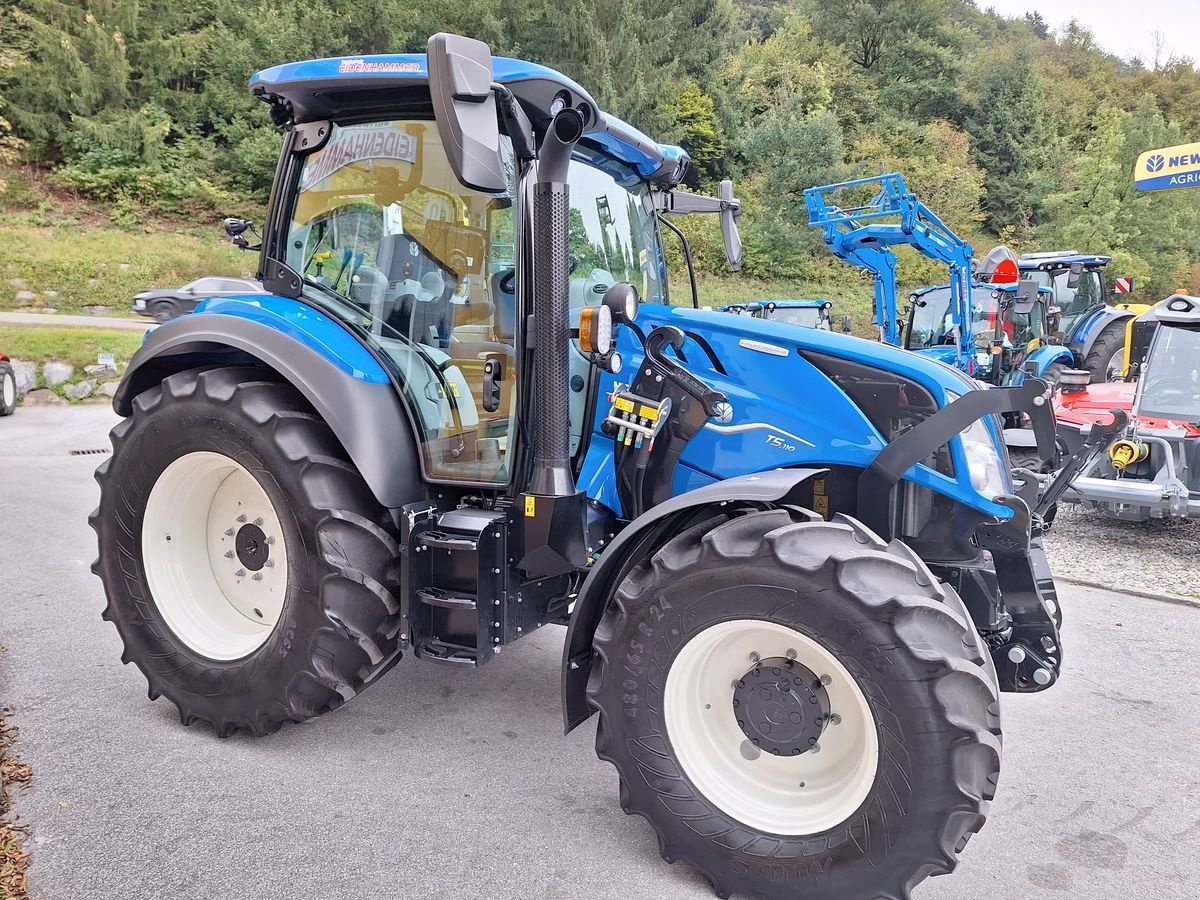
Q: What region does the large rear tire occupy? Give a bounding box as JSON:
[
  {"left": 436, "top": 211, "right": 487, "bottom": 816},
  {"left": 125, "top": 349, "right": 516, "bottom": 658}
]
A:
[
  {"left": 91, "top": 367, "right": 404, "bottom": 736},
  {"left": 588, "top": 509, "right": 1001, "bottom": 900},
  {"left": 1081, "top": 323, "right": 1126, "bottom": 382}
]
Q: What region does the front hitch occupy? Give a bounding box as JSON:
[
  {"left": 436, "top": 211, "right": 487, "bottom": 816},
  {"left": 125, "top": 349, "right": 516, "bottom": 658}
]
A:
[{"left": 854, "top": 378, "right": 1070, "bottom": 693}]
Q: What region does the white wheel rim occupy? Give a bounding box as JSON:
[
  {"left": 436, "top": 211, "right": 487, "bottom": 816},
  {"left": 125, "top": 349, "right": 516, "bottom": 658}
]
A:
[
  {"left": 2, "top": 373, "right": 14, "bottom": 408},
  {"left": 141, "top": 451, "right": 289, "bottom": 660},
  {"left": 664, "top": 619, "right": 879, "bottom": 836}
]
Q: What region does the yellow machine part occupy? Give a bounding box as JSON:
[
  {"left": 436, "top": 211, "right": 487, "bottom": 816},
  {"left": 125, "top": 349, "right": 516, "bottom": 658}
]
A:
[
  {"left": 1108, "top": 438, "right": 1149, "bottom": 470},
  {"left": 1116, "top": 303, "right": 1153, "bottom": 379}
]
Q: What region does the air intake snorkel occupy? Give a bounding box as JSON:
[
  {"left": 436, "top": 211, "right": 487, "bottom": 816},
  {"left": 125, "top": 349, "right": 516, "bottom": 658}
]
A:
[
  {"left": 518, "top": 107, "right": 590, "bottom": 577},
  {"left": 529, "top": 107, "right": 586, "bottom": 497}
]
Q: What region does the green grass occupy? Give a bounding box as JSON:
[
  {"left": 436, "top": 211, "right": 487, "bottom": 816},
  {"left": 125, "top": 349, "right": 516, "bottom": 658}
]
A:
[
  {"left": 688, "top": 271, "right": 878, "bottom": 337},
  {"left": 0, "top": 326, "right": 146, "bottom": 372},
  {"left": 0, "top": 165, "right": 255, "bottom": 317}
]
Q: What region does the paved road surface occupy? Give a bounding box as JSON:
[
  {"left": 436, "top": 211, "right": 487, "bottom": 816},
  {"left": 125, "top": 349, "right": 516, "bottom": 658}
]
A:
[
  {"left": 2, "top": 406, "right": 1198, "bottom": 900},
  {"left": 0, "top": 311, "right": 152, "bottom": 331}
]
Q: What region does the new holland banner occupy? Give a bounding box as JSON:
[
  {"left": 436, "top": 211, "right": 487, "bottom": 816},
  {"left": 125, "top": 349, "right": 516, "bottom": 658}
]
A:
[{"left": 1135, "top": 141, "right": 1200, "bottom": 191}]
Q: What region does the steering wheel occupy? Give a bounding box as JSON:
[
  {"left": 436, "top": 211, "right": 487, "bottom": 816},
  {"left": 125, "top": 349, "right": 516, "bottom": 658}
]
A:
[{"left": 498, "top": 268, "right": 516, "bottom": 295}]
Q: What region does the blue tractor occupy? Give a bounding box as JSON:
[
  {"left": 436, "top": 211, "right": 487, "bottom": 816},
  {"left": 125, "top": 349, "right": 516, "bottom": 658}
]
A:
[
  {"left": 91, "top": 35, "right": 1102, "bottom": 900},
  {"left": 719, "top": 298, "right": 838, "bottom": 330},
  {"left": 1018, "top": 251, "right": 1143, "bottom": 381}
]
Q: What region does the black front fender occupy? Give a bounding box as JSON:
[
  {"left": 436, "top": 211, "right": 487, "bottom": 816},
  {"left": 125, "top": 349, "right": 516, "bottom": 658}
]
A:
[
  {"left": 114, "top": 313, "right": 423, "bottom": 510},
  {"left": 560, "top": 467, "right": 827, "bottom": 733}
]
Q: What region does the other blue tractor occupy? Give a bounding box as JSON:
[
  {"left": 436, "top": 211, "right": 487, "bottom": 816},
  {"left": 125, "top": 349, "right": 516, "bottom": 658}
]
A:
[
  {"left": 92, "top": 35, "right": 1099, "bottom": 900},
  {"left": 720, "top": 298, "right": 839, "bottom": 330},
  {"left": 1018, "top": 250, "right": 1143, "bottom": 381}
]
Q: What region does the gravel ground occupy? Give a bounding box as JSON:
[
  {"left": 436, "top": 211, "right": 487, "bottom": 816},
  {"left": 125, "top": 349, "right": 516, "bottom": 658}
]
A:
[{"left": 1044, "top": 503, "right": 1200, "bottom": 602}]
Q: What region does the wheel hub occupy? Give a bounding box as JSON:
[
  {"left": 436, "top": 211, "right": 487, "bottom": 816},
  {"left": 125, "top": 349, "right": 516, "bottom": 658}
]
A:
[
  {"left": 732, "top": 657, "right": 830, "bottom": 757},
  {"left": 235, "top": 522, "right": 269, "bottom": 571}
]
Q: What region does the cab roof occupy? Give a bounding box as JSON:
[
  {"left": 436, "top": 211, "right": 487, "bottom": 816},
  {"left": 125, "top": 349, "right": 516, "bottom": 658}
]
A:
[
  {"left": 250, "top": 54, "right": 689, "bottom": 186},
  {"left": 911, "top": 281, "right": 1053, "bottom": 299},
  {"left": 1018, "top": 251, "right": 1111, "bottom": 269}
]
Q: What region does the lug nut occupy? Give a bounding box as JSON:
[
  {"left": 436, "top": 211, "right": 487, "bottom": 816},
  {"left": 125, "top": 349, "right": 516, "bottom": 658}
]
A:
[
  {"left": 785, "top": 649, "right": 797, "bottom": 661},
  {"left": 253, "top": 517, "right": 263, "bottom": 527},
  {"left": 224, "top": 551, "right": 234, "bottom": 559},
  {"left": 251, "top": 573, "right": 262, "bottom": 582},
  {"left": 749, "top": 651, "right": 760, "bottom": 664},
  {"left": 237, "top": 514, "right": 247, "bottom": 523},
  {"left": 819, "top": 674, "right": 832, "bottom": 686},
  {"left": 234, "top": 569, "right": 245, "bottom": 578},
  {"left": 225, "top": 528, "right": 235, "bottom": 537}
]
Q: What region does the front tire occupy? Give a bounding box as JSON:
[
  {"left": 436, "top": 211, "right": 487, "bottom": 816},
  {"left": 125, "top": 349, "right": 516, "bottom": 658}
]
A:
[
  {"left": 91, "top": 367, "right": 404, "bottom": 736},
  {"left": 588, "top": 509, "right": 1001, "bottom": 900}
]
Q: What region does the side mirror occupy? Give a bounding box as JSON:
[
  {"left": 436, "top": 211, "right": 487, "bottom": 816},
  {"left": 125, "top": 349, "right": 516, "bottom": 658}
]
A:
[
  {"left": 719, "top": 180, "right": 743, "bottom": 272},
  {"left": 1067, "top": 262, "right": 1083, "bottom": 289},
  {"left": 427, "top": 33, "right": 508, "bottom": 193},
  {"left": 223, "top": 217, "right": 260, "bottom": 251}
]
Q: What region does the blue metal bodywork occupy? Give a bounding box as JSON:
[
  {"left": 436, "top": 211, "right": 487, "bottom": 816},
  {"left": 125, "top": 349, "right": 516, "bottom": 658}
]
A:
[
  {"left": 579, "top": 305, "right": 1013, "bottom": 520},
  {"left": 192, "top": 295, "right": 390, "bottom": 383}
]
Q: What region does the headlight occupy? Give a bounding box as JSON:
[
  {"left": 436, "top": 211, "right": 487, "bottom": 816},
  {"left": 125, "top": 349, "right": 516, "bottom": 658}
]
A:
[{"left": 947, "top": 391, "right": 1008, "bottom": 498}]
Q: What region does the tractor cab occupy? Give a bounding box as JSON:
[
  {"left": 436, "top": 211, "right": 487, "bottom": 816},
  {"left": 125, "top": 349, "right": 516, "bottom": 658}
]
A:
[{"left": 905, "top": 279, "right": 1054, "bottom": 383}]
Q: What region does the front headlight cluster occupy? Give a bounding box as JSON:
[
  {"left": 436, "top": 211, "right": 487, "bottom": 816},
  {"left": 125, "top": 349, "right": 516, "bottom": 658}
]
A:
[{"left": 946, "top": 390, "right": 1009, "bottom": 498}]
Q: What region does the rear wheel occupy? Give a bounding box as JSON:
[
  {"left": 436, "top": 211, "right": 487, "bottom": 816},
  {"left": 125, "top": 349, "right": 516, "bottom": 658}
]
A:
[
  {"left": 0, "top": 362, "right": 15, "bottom": 415},
  {"left": 1081, "top": 323, "right": 1127, "bottom": 382},
  {"left": 91, "top": 366, "right": 404, "bottom": 736},
  {"left": 589, "top": 509, "right": 1001, "bottom": 900}
]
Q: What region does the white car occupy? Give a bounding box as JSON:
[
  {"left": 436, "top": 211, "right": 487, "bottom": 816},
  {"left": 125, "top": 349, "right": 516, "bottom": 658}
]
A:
[{"left": 132, "top": 277, "right": 267, "bottom": 322}]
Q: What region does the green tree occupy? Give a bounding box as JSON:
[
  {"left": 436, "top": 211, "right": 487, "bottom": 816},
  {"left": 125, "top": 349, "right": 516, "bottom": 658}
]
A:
[{"left": 963, "top": 42, "right": 1056, "bottom": 231}]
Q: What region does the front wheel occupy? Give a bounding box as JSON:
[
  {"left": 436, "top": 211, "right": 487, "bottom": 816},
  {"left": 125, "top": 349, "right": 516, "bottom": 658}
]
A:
[
  {"left": 588, "top": 509, "right": 1001, "bottom": 900},
  {"left": 91, "top": 367, "right": 404, "bottom": 736}
]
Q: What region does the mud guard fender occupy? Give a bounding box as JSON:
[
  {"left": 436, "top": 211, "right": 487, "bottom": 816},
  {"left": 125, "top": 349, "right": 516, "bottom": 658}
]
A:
[
  {"left": 112, "top": 307, "right": 423, "bottom": 509},
  {"left": 1023, "top": 344, "right": 1074, "bottom": 380},
  {"left": 1069, "top": 305, "right": 1134, "bottom": 358},
  {"left": 561, "top": 467, "right": 828, "bottom": 733}
]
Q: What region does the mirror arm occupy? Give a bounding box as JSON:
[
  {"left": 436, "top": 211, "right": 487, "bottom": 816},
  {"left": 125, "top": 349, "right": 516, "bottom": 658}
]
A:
[{"left": 492, "top": 83, "right": 536, "bottom": 160}]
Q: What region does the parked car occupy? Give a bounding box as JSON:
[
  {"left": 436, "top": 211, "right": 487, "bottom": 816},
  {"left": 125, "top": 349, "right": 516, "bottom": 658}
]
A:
[
  {"left": 132, "top": 277, "right": 266, "bottom": 322},
  {"left": 0, "top": 353, "right": 16, "bottom": 417}
]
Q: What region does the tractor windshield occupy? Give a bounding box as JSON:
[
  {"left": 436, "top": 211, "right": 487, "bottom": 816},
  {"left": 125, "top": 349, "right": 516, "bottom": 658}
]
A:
[
  {"left": 1027, "top": 268, "right": 1104, "bottom": 336},
  {"left": 760, "top": 305, "right": 827, "bottom": 328},
  {"left": 565, "top": 147, "right": 666, "bottom": 307},
  {"left": 283, "top": 118, "right": 519, "bottom": 486},
  {"left": 907, "top": 287, "right": 996, "bottom": 351},
  {"left": 1135, "top": 326, "right": 1200, "bottom": 424}
]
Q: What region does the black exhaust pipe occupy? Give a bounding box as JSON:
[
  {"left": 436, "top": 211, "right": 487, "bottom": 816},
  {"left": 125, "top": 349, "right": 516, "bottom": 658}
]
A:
[{"left": 529, "top": 108, "right": 585, "bottom": 497}]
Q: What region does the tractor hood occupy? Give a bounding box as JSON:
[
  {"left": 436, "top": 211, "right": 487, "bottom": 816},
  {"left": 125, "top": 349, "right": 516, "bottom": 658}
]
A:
[{"left": 673, "top": 307, "right": 977, "bottom": 402}]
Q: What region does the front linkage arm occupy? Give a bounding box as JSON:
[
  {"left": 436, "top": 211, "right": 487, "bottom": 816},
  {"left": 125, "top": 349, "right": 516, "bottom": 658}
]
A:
[{"left": 856, "top": 378, "right": 1071, "bottom": 692}]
